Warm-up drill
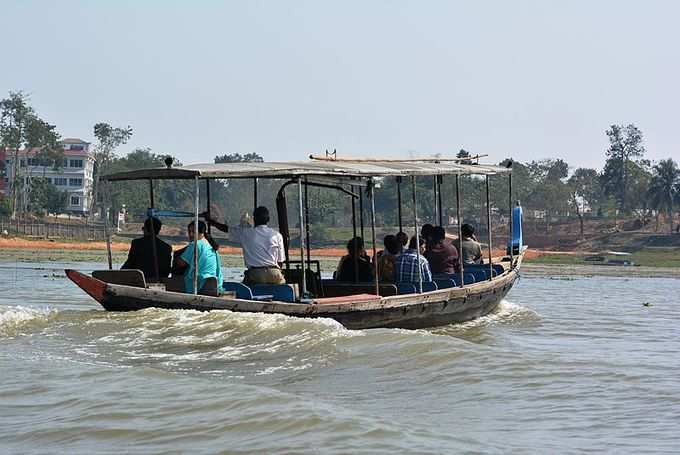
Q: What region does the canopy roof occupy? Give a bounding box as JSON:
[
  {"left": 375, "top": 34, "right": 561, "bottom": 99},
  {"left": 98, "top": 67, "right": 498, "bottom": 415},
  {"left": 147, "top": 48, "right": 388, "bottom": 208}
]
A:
[{"left": 102, "top": 159, "right": 511, "bottom": 182}]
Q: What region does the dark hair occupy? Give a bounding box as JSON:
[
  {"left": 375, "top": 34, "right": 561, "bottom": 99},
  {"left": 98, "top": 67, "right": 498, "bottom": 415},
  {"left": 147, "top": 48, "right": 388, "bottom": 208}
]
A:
[
  {"left": 431, "top": 226, "right": 446, "bottom": 242},
  {"left": 461, "top": 223, "right": 475, "bottom": 238},
  {"left": 347, "top": 236, "right": 364, "bottom": 255},
  {"left": 384, "top": 235, "right": 400, "bottom": 255},
  {"left": 396, "top": 231, "right": 408, "bottom": 246},
  {"left": 144, "top": 217, "right": 162, "bottom": 235},
  {"left": 408, "top": 235, "right": 425, "bottom": 250},
  {"left": 420, "top": 223, "right": 434, "bottom": 239},
  {"left": 253, "top": 206, "right": 270, "bottom": 226},
  {"left": 188, "top": 220, "right": 219, "bottom": 251}
]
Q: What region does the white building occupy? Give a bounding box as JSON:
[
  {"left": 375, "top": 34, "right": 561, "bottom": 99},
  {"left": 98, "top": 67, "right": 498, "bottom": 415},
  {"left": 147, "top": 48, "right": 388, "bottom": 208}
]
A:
[{"left": 1, "top": 138, "right": 96, "bottom": 215}]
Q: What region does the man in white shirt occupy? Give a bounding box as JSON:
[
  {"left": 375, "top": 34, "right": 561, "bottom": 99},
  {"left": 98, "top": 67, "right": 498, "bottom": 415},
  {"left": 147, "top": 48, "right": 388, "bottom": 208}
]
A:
[{"left": 206, "top": 206, "right": 286, "bottom": 285}]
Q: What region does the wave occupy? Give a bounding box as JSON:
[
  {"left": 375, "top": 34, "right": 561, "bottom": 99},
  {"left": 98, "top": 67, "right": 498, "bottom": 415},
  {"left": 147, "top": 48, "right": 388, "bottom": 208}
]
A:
[{"left": 0, "top": 305, "right": 57, "bottom": 338}]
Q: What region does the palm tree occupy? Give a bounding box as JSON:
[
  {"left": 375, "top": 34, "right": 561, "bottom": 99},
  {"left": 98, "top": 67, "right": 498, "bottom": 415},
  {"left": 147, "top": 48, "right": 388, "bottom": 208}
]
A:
[{"left": 648, "top": 159, "right": 680, "bottom": 234}]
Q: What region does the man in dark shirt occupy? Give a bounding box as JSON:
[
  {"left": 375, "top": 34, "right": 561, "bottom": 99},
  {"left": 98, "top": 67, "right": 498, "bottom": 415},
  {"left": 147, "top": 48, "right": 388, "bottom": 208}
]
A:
[
  {"left": 425, "top": 226, "right": 460, "bottom": 274},
  {"left": 122, "top": 217, "right": 172, "bottom": 281}
]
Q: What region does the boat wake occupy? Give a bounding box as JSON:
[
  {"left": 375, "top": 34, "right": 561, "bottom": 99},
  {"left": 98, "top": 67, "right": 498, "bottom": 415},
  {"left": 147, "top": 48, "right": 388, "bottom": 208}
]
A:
[{"left": 0, "top": 305, "right": 58, "bottom": 339}]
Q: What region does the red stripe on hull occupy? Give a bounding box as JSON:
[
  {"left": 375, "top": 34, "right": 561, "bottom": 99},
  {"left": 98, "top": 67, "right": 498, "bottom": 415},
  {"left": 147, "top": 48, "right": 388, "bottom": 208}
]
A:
[{"left": 65, "top": 269, "right": 107, "bottom": 303}]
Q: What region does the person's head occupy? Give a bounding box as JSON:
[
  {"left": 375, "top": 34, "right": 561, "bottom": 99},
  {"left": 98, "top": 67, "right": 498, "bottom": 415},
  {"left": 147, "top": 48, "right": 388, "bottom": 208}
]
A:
[
  {"left": 347, "top": 236, "right": 365, "bottom": 256},
  {"left": 396, "top": 231, "right": 409, "bottom": 247},
  {"left": 253, "top": 206, "right": 270, "bottom": 226},
  {"left": 187, "top": 220, "right": 208, "bottom": 241},
  {"left": 408, "top": 235, "right": 426, "bottom": 253},
  {"left": 461, "top": 223, "right": 475, "bottom": 239},
  {"left": 143, "top": 217, "right": 162, "bottom": 236},
  {"left": 420, "top": 223, "right": 434, "bottom": 241},
  {"left": 431, "top": 226, "right": 446, "bottom": 243},
  {"left": 383, "top": 234, "right": 400, "bottom": 255}
]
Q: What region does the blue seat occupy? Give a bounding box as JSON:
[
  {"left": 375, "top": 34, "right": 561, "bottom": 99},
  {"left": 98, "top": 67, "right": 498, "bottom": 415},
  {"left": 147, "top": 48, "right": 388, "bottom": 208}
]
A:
[
  {"left": 434, "top": 278, "right": 456, "bottom": 289},
  {"left": 222, "top": 281, "right": 254, "bottom": 299},
  {"left": 493, "top": 264, "right": 505, "bottom": 275},
  {"left": 421, "top": 281, "right": 438, "bottom": 292},
  {"left": 251, "top": 284, "right": 296, "bottom": 302},
  {"left": 397, "top": 283, "right": 417, "bottom": 294}
]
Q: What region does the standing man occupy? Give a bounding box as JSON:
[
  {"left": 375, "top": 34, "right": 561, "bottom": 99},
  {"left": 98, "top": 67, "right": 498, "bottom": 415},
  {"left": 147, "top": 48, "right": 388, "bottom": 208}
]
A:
[{"left": 206, "top": 206, "right": 286, "bottom": 285}]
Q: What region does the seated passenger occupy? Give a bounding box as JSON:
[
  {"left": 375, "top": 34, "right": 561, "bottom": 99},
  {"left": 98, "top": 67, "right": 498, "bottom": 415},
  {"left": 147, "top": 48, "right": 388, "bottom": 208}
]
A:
[
  {"left": 174, "top": 220, "right": 224, "bottom": 294},
  {"left": 121, "top": 217, "right": 172, "bottom": 281},
  {"left": 396, "top": 231, "right": 409, "bottom": 254},
  {"left": 205, "top": 206, "right": 286, "bottom": 285},
  {"left": 336, "top": 237, "right": 373, "bottom": 282},
  {"left": 377, "top": 235, "right": 401, "bottom": 282},
  {"left": 460, "top": 223, "right": 483, "bottom": 264},
  {"left": 425, "top": 226, "right": 460, "bottom": 274},
  {"left": 420, "top": 224, "right": 435, "bottom": 248},
  {"left": 395, "top": 236, "right": 433, "bottom": 283}
]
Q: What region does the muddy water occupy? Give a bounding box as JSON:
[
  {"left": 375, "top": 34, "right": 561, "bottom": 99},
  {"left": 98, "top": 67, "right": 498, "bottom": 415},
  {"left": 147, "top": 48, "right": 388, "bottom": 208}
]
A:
[{"left": 1, "top": 261, "right": 679, "bottom": 454}]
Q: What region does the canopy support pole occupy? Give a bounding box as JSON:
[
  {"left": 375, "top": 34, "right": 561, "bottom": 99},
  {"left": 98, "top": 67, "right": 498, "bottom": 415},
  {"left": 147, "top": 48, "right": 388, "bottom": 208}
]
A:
[
  {"left": 206, "top": 179, "right": 211, "bottom": 234},
  {"left": 456, "top": 175, "right": 464, "bottom": 288},
  {"left": 433, "top": 176, "right": 438, "bottom": 224},
  {"left": 396, "top": 176, "right": 403, "bottom": 233},
  {"left": 297, "top": 178, "right": 307, "bottom": 297},
  {"left": 437, "top": 175, "right": 444, "bottom": 226},
  {"left": 509, "top": 174, "right": 514, "bottom": 268},
  {"left": 369, "top": 179, "right": 379, "bottom": 296},
  {"left": 149, "top": 178, "right": 160, "bottom": 282},
  {"left": 103, "top": 181, "right": 113, "bottom": 270},
  {"left": 411, "top": 176, "right": 423, "bottom": 293},
  {"left": 351, "top": 184, "right": 359, "bottom": 282},
  {"left": 304, "top": 178, "right": 311, "bottom": 270},
  {"left": 253, "top": 177, "right": 258, "bottom": 211},
  {"left": 193, "top": 176, "right": 199, "bottom": 295},
  {"left": 486, "top": 175, "right": 493, "bottom": 281},
  {"left": 359, "top": 190, "right": 365, "bottom": 240}
]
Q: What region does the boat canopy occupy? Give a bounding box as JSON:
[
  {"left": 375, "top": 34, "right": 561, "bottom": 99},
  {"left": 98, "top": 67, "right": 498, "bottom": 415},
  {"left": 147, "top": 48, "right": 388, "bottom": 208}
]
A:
[{"left": 101, "top": 159, "right": 511, "bottom": 182}]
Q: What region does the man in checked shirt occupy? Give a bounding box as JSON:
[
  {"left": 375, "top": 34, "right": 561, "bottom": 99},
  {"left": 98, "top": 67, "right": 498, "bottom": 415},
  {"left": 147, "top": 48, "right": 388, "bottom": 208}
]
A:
[{"left": 394, "top": 235, "right": 433, "bottom": 283}]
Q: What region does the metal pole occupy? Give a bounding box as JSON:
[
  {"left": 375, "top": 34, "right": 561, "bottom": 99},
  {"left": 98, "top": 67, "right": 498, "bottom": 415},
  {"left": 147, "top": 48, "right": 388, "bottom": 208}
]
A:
[
  {"left": 297, "top": 178, "right": 307, "bottom": 297},
  {"left": 486, "top": 175, "right": 493, "bottom": 281},
  {"left": 456, "top": 175, "right": 464, "bottom": 288},
  {"left": 359, "top": 189, "right": 365, "bottom": 239},
  {"left": 411, "top": 176, "right": 422, "bottom": 293},
  {"left": 396, "top": 176, "right": 403, "bottom": 233},
  {"left": 103, "top": 182, "right": 112, "bottom": 270},
  {"left": 253, "top": 177, "right": 258, "bottom": 211},
  {"left": 437, "top": 175, "right": 444, "bottom": 226},
  {"left": 509, "top": 174, "right": 514, "bottom": 268},
  {"left": 206, "top": 179, "right": 212, "bottom": 234},
  {"left": 304, "top": 178, "right": 311, "bottom": 268},
  {"left": 432, "top": 176, "right": 438, "bottom": 223},
  {"left": 351, "top": 184, "right": 359, "bottom": 282},
  {"left": 149, "top": 179, "right": 159, "bottom": 282},
  {"left": 369, "top": 180, "right": 379, "bottom": 296},
  {"left": 193, "top": 176, "right": 199, "bottom": 295}
]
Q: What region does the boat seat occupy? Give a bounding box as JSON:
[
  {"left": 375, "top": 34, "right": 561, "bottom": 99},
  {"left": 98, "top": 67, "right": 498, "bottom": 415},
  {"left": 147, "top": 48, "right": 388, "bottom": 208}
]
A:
[
  {"left": 199, "top": 277, "right": 219, "bottom": 297},
  {"left": 397, "top": 283, "right": 417, "bottom": 294},
  {"left": 92, "top": 269, "right": 147, "bottom": 288},
  {"left": 222, "top": 281, "right": 254, "bottom": 300},
  {"left": 251, "top": 284, "right": 297, "bottom": 303},
  {"left": 434, "top": 278, "right": 456, "bottom": 289},
  {"left": 321, "top": 281, "right": 398, "bottom": 297},
  {"left": 434, "top": 272, "right": 477, "bottom": 285}
]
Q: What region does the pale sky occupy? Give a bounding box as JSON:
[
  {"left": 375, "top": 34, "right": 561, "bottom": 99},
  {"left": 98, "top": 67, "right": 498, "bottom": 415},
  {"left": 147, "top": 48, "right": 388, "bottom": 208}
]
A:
[{"left": 2, "top": 0, "right": 678, "bottom": 170}]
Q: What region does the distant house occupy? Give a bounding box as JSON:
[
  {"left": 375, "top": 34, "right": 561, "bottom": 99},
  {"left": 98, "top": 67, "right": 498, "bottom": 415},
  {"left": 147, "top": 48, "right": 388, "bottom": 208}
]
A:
[{"left": 1, "top": 138, "right": 96, "bottom": 214}]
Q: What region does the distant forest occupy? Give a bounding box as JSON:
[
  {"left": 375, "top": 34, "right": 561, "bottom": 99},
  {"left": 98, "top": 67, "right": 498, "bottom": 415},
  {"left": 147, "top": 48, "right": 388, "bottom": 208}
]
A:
[{"left": 2, "top": 91, "right": 679, "bottom": 235}]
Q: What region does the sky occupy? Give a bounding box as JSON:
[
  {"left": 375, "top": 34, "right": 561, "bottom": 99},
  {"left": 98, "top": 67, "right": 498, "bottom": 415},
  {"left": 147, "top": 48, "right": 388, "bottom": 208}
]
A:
[{"left": 1, "top": 0, "right": 678, "bottom": 170}]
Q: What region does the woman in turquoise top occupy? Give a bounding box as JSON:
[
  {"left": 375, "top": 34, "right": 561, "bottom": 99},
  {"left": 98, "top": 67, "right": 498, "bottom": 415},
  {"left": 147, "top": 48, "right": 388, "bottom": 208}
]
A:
[{"left": 175, "top": 220, "right": 223, "bottom": 294}]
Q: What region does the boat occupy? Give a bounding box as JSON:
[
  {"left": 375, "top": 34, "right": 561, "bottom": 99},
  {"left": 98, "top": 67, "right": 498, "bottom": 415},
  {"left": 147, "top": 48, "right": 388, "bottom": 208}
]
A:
[{"left": 67, "top": 154, "right": 525, "bottom": 330}]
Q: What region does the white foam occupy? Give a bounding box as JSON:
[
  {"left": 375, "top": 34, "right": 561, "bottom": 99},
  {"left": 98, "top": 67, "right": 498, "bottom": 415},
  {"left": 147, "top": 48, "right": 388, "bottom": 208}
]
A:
[{"left": 0, "top": 306, "right": 56, "bottom": 338}]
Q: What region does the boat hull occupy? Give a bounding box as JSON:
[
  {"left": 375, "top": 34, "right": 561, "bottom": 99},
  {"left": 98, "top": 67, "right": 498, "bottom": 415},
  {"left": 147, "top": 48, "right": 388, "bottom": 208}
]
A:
[{"left": 66, "top": 267, "right": 519, "bottom": 330}]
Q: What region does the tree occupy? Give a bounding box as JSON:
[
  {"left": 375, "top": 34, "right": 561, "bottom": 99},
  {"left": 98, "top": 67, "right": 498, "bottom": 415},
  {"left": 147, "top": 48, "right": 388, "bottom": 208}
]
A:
[
  {"left": 26, "top": 117, "right": 64, "bottom": 177},
  {"left": 90, "top": 122, "right": 133, "bottom": 218},
  {"left": 568, "top": 168, "right": 601, "bottom": 237},
  {"left": 28, "top": 177, "right": 67, "bottom": 215},
  {"left": 601, "top": 124, "right": 646, "bottom": 214},
  {"left": 647, "top": 159, "right": 680, "bottom": 234}
]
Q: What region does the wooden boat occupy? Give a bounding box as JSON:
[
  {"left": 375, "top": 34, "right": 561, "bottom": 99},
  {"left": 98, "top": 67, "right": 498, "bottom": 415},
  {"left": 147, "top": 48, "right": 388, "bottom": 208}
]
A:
[{"left": 68, "top": 155, "right": 525, "bottom": 330}]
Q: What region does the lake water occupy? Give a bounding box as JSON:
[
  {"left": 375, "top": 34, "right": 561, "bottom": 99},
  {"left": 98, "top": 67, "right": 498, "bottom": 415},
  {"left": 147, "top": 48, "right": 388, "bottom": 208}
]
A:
[{"left": 1, "top": 261, "right": 679, "bottom": 454}]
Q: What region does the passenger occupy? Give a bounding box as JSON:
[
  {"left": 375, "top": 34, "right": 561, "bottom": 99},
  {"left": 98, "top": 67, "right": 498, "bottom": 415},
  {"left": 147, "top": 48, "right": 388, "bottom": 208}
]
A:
[
  {"left": 336, "top": 237, "right": 373, "bottom": 282},
  {"left": 396, "top": 231, "right": 409, "bottom": 253},
  {"left": 425, "top": 226, "right": 460, "bottom": 274},
  {"left": 395, "top": 236, "right": 433, "bottom": 283},
  {"left": 420, "top": 224, "right": 435, "bottom": 246},
  {"left": 205, "top": 206, "right": 286, "bottom": 285},
  {"left": 174, "top": 220, "right": 224, "bottom": 294},
  {"left": 377, "top": 235, "right": 401, "bottom": 282},
  {"left": 460, "top": 223, "right": 483, "bottom": 264},
  {"left": 375, "top": 234, "right": 398, "bottom": 261},
  {"left": 122, "top": 217, "right": 172, "bottom": 281}
]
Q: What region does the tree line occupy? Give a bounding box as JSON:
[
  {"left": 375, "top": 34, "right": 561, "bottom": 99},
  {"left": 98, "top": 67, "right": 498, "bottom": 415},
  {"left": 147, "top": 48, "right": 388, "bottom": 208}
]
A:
[{"left": 1, "top": 91, "right": 679, "bottom": 234}]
